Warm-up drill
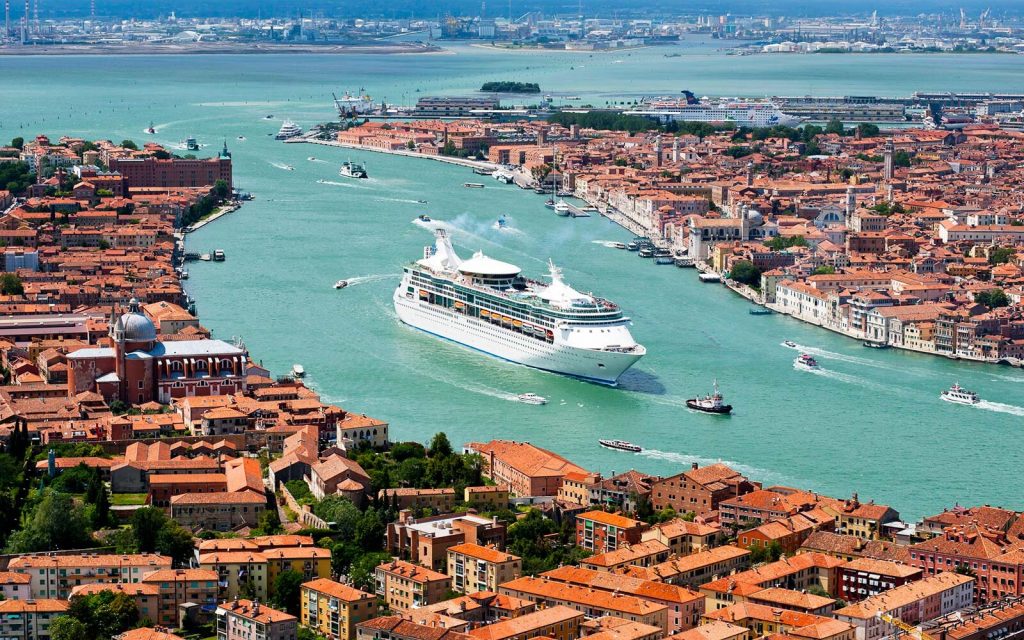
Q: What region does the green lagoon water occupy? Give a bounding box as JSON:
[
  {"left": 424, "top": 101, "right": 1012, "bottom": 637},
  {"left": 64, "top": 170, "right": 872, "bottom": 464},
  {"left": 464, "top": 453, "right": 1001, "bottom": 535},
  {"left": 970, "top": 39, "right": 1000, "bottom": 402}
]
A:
[{"left": 1, "top": 40, "right": 1023, "bottom": 519}]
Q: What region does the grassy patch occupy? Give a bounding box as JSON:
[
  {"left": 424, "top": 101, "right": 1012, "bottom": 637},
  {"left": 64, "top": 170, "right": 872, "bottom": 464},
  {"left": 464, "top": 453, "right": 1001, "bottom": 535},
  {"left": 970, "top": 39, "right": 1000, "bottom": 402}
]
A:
[{"left": 110, "top": 493, "right": 148, "bottom": 506}]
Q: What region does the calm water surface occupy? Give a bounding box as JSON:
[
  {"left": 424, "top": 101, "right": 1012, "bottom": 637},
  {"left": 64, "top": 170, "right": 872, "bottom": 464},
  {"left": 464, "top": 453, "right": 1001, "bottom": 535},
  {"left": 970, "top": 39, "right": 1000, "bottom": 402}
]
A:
[{"left": 1, "top": 43, "right": 1023, "bottom": 519}]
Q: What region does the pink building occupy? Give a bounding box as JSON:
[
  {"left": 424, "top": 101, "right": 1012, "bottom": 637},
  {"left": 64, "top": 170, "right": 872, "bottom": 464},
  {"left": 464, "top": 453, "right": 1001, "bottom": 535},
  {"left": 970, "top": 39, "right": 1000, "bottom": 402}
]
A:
[{"left": 216, "top": 599, "right": 297, "bottom": 640}]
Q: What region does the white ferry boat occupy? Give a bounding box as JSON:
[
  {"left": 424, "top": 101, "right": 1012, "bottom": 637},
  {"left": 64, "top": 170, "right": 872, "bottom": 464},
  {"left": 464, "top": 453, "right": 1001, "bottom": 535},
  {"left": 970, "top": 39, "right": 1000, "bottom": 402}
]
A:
[
  {"left": 275, "top": 120, "right": 303, "bottom": 140},
  {"left": 624, "top": 98, "right": 802, "bottom": 128},
  {"left": 599, "top": 439, "right": 642, "bottom": 453},
  {"left": 516, "top": 393, "right": 547, "bottom": 405},
  {"left": 340, "top": 161, "right": 368, "bottom": 179},
  {"left": 940, "top": 382, "right": 980, "bottom": 405},
  {"left": 393, "top": 230, "right": 646, "bottom": 385},
  {"left": 292, "top": 364, "right": 306, "bottom": 378}
]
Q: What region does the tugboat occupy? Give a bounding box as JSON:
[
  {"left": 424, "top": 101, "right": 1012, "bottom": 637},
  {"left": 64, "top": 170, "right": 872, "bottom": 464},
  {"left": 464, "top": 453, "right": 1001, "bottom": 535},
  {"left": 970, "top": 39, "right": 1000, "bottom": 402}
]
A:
[
  {"left": 940, "top": 382, "right": 980, "bottom": 405},
  {"left": 686, "top": 380, "right": 733, "bottom": 414},
  {"left": 339, "top": 161, "right": 368, "bottom": 179},
  {"left": 599, "top": 439, "right": 643, "bottom": 453},
  {"left": 334, "top": 280, "right": 349, "bottom": 290},
  {"left": 793, "top": 353, "right": 820, "bottom": 370},
  {"left": 516, "top": 393, "right": 547, "bottom": 405}
]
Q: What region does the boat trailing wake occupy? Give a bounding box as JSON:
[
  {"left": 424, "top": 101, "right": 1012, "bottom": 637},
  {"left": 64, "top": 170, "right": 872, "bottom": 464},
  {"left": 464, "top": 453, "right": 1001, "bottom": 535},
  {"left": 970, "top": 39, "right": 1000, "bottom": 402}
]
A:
[
  {"left": 591, "top": 240, "right": 623, "bottom": 248},
  {"left": 376, "top": 197, "right": 427, "bottom": 205},
  {"left": 783, "top": 341, "right": 925, "bottom": 376},
  {"left": 342, "top": 274, "right": 400, "bottom": 287},
  {"left": 318, "top": 179, "right": 368, "bottom": 189},
  {"left": 268, "top": 161, "right": 293, "bottom": 171},
  {"left": 989, "top": 372, "right": 1024, "bottom": 383},
  {"left": 974, "top": 400, "right": 1024, "bottom": 417}
]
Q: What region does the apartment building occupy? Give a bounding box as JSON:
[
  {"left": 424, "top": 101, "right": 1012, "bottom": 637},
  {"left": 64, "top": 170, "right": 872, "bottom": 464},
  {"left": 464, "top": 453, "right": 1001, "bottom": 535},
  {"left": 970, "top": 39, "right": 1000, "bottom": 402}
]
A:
[
  {"left": 622, "top": 545, "right": 752, "bottom": 589},
  {"left": 699, "top": 552, "right": 845, "bottom": 610},
  {"left": 216, "top": 599, "right": 297, "bottom": 640},
  {"left": 374, "top": 560, "right": 450, "bottom": 612},
  {"left": 469, "top": 605, "right": 583, "bottom": 640},
  {"left": 641, "top": 518, "right": 723, "bottom": 556},
  {"left": 467, "top": 440, "right": 588, "bottom": 497},
  {"left": 301, "top": 578, "right": 378, "bottom": 640},
  {"left": 576, "top": 511, "right": 647, "bottom": 554},
  {"left": 837, "top": 558, "right": 923, "bottom": 603},
  {"left": 498, "top": 576, "right": 669, "bottom": 632},
  {"left": 447, "top": 543, "right": 522, "bottom": 594},
  {"left": 0, "top": 599, "right": 69, "bottom": 640},
  {"left": 650, "top": 464, "right": 759, "bottom": 516},
  {"left": 8, "top": 553, "right": 172, "bottom": 599},
  {"left": 140, "top": 568, "right": 219, "bottom": 628},
  {"left": 386, "top": 512, "right": 507, "bottom": 573},
  {"left": 833, "top": 572, "right": 975, "bottom": 640}
]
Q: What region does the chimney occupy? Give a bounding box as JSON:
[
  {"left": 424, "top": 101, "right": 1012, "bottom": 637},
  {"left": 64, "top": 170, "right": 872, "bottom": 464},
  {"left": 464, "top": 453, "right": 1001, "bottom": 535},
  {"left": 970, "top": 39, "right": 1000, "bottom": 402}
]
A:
[{"left": 692, "top": 463, "right": 699, "bottom": 470}]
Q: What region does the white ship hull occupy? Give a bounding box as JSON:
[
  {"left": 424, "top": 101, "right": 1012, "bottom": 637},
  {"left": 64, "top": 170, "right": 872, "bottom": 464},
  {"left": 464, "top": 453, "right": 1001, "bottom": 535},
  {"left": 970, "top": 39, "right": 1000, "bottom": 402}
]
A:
[{"left": 394, "top": 290, "right": 643, "bottom": 385}]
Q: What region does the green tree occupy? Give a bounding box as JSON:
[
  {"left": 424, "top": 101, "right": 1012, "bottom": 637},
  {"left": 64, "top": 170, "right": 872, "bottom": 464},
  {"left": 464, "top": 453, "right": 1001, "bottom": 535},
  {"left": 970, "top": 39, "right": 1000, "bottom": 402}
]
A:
[
  {"left": 730, "top": 260, "right": 762, "bottom": 287},
  {"left": 0, "top": 273, "right": 24, "bottom": 295},
  {"left": 256, "top": 508, "right": 283, "bottom": 536},
  {"left": 155, "top": 522, "right": 196, "bottom": 567},
  {"left": 390, "top": 442, "right": 426, "bottom": 461},
  {"left": 811, "top": 265, "right": 836, "bottom": 275},
  {"left": 69, "top": 590, "right": 140, "bottom": 639},
  {"left": 855, "top": 123, "right": 880, "bottom": 137},
  {"left": 348, "top": 551, "right": 392, "bottom": 591},
  {"left": 50, "top": 616, "right": 88, "bottom": 640},
  {"left": 955, "top": 563, "right": 976, "bottom": 577},
  {"left": 893, "top": 150, "right": 912, "bottom": 167},
  {"left": 272, "top": 569, "right": 305, "bottom": 615},
  {"left": 213, "top": 179, "right": 230, "bottom": 200},
  {"left": 10, "top": 137, "right": 24, "bottom": 150},
  {"left": 825, "top": 118, "right": 845, "bottom": 135},
  {"left": 975, "top": 288, "right": 1009, "bottom": 309},
  {"left": 395, "top": 458, "right": 426, "bottom": 487},
  {"left": 314, "top": 496, "right": 361, "bottom": 538},
  {"left": 354, "top": 507, "right": 385, "bottom": 551},
  {"left": 429, "top": 432, "right": 454, "bottom": 457},
  {"left": 989, "top": 247, "right": 1016, "bottom": 265},
  {"left": 120, "top": 139, "right": 138, "bottom": 151},
  {"left": 130, "top": 507, "right": 167, "bottom": 553},
  {"left": 765, "top": 235, "right": 808, "bottom": 251},
  {"left": 5, "top": 491, "right": 93, "bottom": 553}
]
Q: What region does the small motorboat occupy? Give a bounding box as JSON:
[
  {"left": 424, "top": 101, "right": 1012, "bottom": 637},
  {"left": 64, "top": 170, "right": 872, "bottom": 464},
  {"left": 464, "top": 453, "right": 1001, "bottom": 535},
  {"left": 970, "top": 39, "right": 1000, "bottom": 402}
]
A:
[
  {"left": 517, "top": 393, "right": 547, "bottom": 405},
  {"left": 496, "top": 215, "right": 508, "bottom": 229},
  {"left": 794, "top": 353, "right": 820, "bottom": 370},
  {"left": 292, "top": 364, "right": 306, "bottom": 378},
  {"left": 146, "top": 122, "right": 156, "bottom": 134},
  {"left": 749, "top": 307, "right": 774, "bottom": 315},
  {"left": 611, "top": 242, "right": 627, "bottom": 249},
  {"left": 334, "top": 280, "right": 348, "bottom": 289},
  {"left": 544, "top": 199, "right": 556, "bottom": 209},
  {"left": 863, "top": 341, "right": 889, "bottom": 349},
  {"left": 265, "top": 115, "right": 274, "bottom": 119},
  {"left": 599, "top": 439, "right": 642, "bottom": 453},
  {"left": 416, "top": 199, "right": 428, "bottom": 204},
  {"left": 308, "top": 156, "right": 317, "bottom": 161},
  {"left": 284, "top": 165, "right": 295, "bottom": 171},
  {"left": 940, "top": 382, "right": 980, "bottom": 405},
  {"left": 418, "top": 214, "right": 432, "bottom": 223},
  {"left": 783, "top": 340, "right": 797, "bottom": 348},
  {"left": 686, "top": 380, "right": 733, "bottom": 414},
  {"left": 464, "top": 182, "right": 485, "bottom": 188},
  {"left": 180, "top": 270, "right": 189, "bottom": 280},
  {"left": 237, "top": 135, "right": 246, "bottom": 140}
]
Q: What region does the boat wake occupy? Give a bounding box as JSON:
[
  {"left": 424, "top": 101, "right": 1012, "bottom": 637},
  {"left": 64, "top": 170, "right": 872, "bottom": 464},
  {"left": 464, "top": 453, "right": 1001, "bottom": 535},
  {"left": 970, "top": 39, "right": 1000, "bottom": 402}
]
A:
[
  {"left": 268, "top": 161, "right": 293, "bottom": 171},
  {"left": 784, "top": 342, "right": 925, "bottom": 376},
  {"left": 318, "top": 179, "right": 367, "bottom": 189},
  {"left": 989, "top": 372, "right": 1024, "bottom": 383},
  {"left": 412, "top": 217, "right": 448, "bottom": 230},
  {"left": 591, "top": 240, "right": 623, "bottom": 248},
  {"left": 974, "top": 400, "right": 1024, "bottom": 417},
  {"left": 343, "top": 274, "right": 400, "bottom": 287},
  {"left": 376, "top": 197, "right": 426, "bottom": 205}
]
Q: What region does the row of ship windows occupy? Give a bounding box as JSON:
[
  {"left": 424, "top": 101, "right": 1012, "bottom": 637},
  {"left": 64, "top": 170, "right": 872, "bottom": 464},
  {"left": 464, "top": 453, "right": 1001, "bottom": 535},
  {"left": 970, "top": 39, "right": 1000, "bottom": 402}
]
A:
[{"left": 412, "top": 290, "right": 555, "bottom": 344}]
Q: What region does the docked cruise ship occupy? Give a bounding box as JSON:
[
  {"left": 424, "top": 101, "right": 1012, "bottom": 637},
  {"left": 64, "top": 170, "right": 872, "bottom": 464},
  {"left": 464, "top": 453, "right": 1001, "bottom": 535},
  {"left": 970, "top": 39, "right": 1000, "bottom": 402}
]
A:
[
  {"left": 625, "top": 98, "right": 802, "bottom": 128},
  {"left": 393, "top": 230, "right": 645, "bottom": 385}
]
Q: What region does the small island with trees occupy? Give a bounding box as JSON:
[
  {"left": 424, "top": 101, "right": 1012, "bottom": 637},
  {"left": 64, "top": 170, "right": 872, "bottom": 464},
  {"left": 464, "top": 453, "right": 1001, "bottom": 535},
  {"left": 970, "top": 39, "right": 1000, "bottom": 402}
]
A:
[{"left": 480, "top": 81, "right": 541, "bottom": 93}]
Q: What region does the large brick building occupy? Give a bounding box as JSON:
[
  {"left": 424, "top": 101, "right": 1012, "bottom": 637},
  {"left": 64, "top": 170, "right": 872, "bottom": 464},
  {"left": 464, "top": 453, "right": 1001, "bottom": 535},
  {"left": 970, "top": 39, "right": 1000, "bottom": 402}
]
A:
[
  {"left": 467, "top": 440, "right": 588, "bottom": 497},
  {"left": 109, "top": 153, "right": 232, "bottom": 191},
  {"left": 651, "top": 463, "right": 759, "bottom": 516}
]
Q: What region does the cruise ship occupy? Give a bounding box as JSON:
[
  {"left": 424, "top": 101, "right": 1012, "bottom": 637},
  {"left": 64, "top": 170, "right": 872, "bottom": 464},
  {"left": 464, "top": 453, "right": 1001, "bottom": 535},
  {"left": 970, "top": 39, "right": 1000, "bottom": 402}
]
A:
[
  {"left": 625, "top": 98, "right": 802, "bottom": 128},
  {"left": 275, "top": 120, "right": 303, "bottom": 140},
  {"left": 393, "top": 230, "right": 645, "bottom": 385}
]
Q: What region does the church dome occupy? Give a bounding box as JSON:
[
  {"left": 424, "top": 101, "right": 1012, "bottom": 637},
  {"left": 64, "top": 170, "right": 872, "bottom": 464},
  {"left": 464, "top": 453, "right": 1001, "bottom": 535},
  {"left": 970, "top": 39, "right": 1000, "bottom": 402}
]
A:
[{"left": 118, "top": 298, "right": 157, "bottom": 342}]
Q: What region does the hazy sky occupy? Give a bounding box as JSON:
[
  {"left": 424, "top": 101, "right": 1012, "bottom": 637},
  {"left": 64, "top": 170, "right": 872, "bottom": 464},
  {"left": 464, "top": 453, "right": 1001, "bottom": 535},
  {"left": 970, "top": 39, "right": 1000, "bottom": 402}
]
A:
[{"left": 26, "top": 0, "right": 1024, "bottom": 20}]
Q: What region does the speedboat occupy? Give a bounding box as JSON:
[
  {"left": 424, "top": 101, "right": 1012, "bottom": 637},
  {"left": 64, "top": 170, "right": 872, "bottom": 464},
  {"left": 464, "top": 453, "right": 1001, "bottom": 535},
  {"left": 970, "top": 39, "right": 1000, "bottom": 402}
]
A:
[
  {"left": 265, "top": 115, "right": 274, "bottom": 119},
  {"left": 686, "top": 380, "right": 733, "bottom": 414},
  {"left": 237, "top": 135, "right": 246, "bottom": 140},
  {"left": 599, "top": 439, "right": 642, "bottom": 453},
  {"left": 940, "top": 382, "right": 980, "bottom": 405},
  {"left": 517, "top": 393, "right": 547, "bottom": 405},
  {"left": 284, "top": 165, "right": 294, "bottom": 171},
  {"left": 464, "top": 182, "right": 485, "bottom": 188},
  {"left": 417, "top": 214, "right": 432, "bottom": 223},
  {"left": 611, "top": 242, "right": 627, "bottom": 250},
  {"left": 794, "top": 353, "right": 819, "bottom": 370},
  {"left": 292, "top": 364, "right": 306, "bottom": 378},
  {"left": 334, "top": 280, "right": 348, "bottom": 289},
  {"left": 783, "top": 340, "right": 797, "bottom": 348},
  {"left": 146, "top": 122, "right": 156, "bottom": 134},
  {"left": 496, "top": 215, "right": 508, "bottom": 229},
  {"left": 308, "top": 156, "right": 317, "bottom": 161},
  {"left": 416, "top": 199, "right": 428, "bottom": 204}
]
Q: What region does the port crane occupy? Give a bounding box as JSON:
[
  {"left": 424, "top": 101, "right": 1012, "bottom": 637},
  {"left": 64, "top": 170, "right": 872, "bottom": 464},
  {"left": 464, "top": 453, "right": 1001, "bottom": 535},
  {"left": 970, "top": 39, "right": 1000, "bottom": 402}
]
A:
[{"left": 876, "top": 611, "right": 936, "bottom": 640}]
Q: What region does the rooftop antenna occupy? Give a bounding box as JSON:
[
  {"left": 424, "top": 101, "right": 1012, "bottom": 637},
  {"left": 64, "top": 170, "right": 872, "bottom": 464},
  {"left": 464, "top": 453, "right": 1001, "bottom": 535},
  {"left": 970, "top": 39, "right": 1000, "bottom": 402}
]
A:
[{"left": 4, "top": 1, "right": 9, "bottom": 41}]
